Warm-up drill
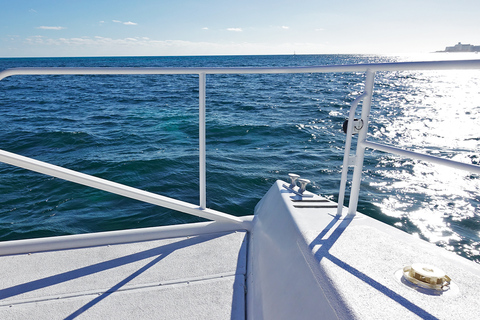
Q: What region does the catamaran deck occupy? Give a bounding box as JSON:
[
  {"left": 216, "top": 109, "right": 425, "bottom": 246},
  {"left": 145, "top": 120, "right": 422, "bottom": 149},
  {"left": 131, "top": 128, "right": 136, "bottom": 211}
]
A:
[{"left": 0, "top": 230, "right": 247, "bottom": 319}]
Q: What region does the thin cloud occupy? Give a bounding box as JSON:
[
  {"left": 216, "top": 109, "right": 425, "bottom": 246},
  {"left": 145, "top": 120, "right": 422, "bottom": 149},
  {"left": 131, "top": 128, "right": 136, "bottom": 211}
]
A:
[
  {"left": 281, "top": 26, "right": 289, "bottom": 30},
  {"left": 227, "top": 28, "right": 242, "bottom": 32},
  {"left": 202, "top": 27, "right": 209, "bottom": 30},
  {"left": 112, "top": 20, "right": 137, "bottom": 25},
  {"left": 36, "top": 26, "right": 66, "bottom": 30}
]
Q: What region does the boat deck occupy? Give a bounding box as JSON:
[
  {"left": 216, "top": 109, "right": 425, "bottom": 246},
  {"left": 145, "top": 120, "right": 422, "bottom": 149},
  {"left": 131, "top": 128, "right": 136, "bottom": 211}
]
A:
[
  {"left": 0, "top": 230, "right": 247, "bottom": 319},
  {"left": 250, "top": 181, "right": 480, "bottom": 319}
]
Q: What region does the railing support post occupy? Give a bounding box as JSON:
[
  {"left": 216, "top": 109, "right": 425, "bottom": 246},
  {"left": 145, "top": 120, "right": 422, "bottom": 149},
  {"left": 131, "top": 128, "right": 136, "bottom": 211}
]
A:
[
  {"left": 347, "top": 69, "right": 375, "bottom": 217},
  {"left": 199, "top": 73, "right": 207, "bottom": 209},
  {"left": 336, "top": 91, "right": 368, "bottom": 217}
]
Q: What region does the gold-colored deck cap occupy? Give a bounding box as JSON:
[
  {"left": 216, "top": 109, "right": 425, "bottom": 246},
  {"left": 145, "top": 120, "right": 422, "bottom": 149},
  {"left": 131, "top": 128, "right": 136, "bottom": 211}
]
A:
[{"left": 403, "top": 263, "right": 451, "bottom": 290}]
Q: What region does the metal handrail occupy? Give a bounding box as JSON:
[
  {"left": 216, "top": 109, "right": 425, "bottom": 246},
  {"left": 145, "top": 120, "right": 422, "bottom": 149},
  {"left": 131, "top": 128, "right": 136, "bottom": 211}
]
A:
[
  {"left": 1, "top": 60, "right": 480, "bottom": 223},
  {"left": 362, "top": 141, "right": 480, "bottom": 174},
  {"left": 2, "top": 60, "right": 480, "bottom": 80},
  {"left": 335, "top": 91, "right": 368, "bottom": 217},
  {"left": 0, "top": 149, "right": 242, "bottom": 223},
  {"left": 335, "top": 64, "right": 480, "bottom": 218}
]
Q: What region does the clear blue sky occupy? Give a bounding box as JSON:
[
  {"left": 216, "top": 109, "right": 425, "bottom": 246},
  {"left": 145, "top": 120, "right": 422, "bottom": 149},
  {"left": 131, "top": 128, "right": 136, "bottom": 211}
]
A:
[{"left": 1, "top": 0, "right": 479, "bottom": 57}]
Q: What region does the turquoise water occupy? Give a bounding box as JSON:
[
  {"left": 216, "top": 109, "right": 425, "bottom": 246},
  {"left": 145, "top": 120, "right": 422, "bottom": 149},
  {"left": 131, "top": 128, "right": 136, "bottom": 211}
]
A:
[{"left": 0, "top": 54, "right": 479, "bottom": 263}]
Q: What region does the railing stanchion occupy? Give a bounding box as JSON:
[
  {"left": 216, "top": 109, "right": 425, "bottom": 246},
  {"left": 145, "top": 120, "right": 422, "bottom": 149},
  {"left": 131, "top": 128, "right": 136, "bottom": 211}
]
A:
[
  {"left": 199, "top": 73, "right": 207, "bottom": 210},
  {"left": 336, "top": 91, "right": 368, "bottom": 217},
  {"left": 347, "top": 69, "right": 375, "bottom": 217}
]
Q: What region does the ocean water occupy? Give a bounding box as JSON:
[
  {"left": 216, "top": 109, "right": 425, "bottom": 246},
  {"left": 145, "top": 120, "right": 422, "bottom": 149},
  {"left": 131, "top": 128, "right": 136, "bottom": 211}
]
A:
[{"left": 0, "top": 54, "right": 479, "bottom": 263}]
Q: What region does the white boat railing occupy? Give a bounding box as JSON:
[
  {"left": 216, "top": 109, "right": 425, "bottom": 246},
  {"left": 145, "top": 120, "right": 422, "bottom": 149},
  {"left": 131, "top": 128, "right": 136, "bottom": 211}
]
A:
[
  {"left": 336, "top": 62, "right": 480, "bottom": 218},
  {"left": 1, "top": 60, "right": 480, "bottom": 224}
]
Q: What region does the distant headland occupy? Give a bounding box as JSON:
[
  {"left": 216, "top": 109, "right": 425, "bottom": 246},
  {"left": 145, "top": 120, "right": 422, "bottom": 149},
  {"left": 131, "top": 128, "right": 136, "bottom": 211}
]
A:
[{"left": 437, "top": 42, "right": 480, "bottom": 53}]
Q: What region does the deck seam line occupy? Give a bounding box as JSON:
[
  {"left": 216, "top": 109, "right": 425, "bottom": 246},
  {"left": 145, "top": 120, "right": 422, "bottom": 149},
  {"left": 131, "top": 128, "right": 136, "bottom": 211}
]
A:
[{"left": 0, "top": 272, "right": 244, "bottom": 307}]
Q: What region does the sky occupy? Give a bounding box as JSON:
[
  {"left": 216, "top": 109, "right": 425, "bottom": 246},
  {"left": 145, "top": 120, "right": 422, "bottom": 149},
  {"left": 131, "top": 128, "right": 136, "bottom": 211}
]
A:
[{"left": 1, "top": 0, "right": 479, "bottom": 57}]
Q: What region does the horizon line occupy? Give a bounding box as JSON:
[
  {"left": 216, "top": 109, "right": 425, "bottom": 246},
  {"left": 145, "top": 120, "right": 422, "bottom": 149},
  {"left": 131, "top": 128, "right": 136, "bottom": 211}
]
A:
[{"left": 0, "top": 52, "right": 460, "bottom": 59}]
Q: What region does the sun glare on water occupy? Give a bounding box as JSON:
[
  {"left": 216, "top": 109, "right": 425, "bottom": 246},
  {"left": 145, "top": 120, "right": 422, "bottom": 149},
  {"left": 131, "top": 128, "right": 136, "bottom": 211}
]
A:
[{"left": 368, "top": 67, "right": 480, "bottom": 261}]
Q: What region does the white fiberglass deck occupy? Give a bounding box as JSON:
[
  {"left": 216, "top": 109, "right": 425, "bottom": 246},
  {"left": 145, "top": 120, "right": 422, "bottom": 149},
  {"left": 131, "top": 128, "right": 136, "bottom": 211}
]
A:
[
  {"left": 0, "top": 230, "right": 247, "bottom": 319},
  {"left": 250, "top": 181, "right": 480, "bottom": 320}
]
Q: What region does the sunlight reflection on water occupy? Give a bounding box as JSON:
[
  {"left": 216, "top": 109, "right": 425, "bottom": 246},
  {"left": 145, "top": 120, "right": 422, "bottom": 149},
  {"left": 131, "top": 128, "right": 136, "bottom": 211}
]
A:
[{"left": 368, "top": 66, "right": 480, "bottom": 262}]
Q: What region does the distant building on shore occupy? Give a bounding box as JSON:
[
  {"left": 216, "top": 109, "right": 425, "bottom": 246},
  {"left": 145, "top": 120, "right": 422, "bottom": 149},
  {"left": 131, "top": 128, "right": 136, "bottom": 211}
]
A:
[{"left": 441, "top": 42, "right": 480, "bottom": 52}]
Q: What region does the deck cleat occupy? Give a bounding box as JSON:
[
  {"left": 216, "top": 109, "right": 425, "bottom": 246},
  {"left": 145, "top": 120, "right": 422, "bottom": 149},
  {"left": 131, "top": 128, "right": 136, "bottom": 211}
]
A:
[
  {"left": 297, "top": 178, "right": 310, "bottom": 194},
  {"left": 288, "top": 173, "right": 300, "bottom": 189}
]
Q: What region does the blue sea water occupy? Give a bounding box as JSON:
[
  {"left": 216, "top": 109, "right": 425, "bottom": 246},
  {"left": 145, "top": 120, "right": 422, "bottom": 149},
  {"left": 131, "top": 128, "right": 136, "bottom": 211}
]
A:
[{"left": 0, "top": 54, "right": 479, "bottom": 263}]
